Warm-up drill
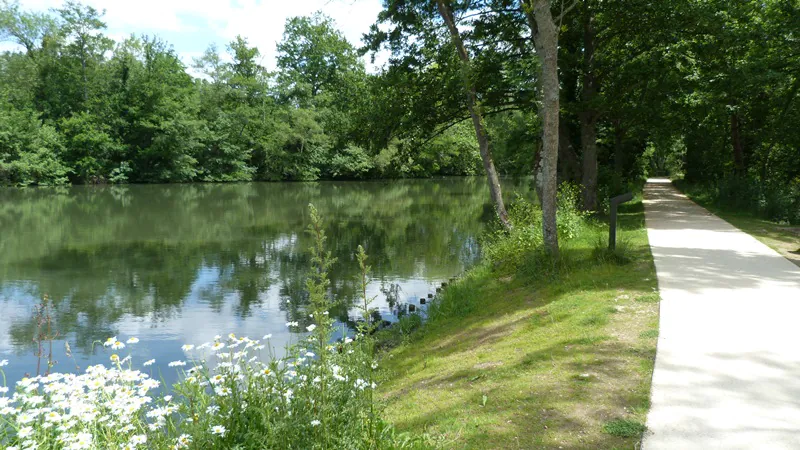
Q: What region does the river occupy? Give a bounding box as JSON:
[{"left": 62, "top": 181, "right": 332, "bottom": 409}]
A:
[{"left": 0, "top": 177, "right": 531, "bottom": 385}]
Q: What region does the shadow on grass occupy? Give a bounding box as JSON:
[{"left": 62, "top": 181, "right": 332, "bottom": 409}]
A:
[{"left": 380, "top": 205, "right": 658, "bottom": 448}]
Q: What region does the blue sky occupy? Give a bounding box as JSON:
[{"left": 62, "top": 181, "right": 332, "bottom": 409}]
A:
[{"left": 7, "top": 0, "right": 386, "bottom": 71}]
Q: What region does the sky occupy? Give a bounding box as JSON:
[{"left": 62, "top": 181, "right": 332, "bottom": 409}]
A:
[{"left": 6, "top": 0, "right": 387, "bottom": 72}]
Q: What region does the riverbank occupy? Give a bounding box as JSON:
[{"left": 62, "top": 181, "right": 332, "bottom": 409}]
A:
[{"left": 377, "top": 199, "right": 660, "bottom": 448}]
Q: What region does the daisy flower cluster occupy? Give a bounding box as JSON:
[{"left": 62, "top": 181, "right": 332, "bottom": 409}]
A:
[{"left": 0, "top": 327, "right": 385, "bottom": 449}]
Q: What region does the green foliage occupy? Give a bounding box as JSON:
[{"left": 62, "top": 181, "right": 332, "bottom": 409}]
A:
[
  {"left": 0, "top": 3, "right": 486, "bottom": 186},
  {"left": 482, "top": 194, "right": 543, "bottom": 273},
  {"left": 603, "top": 419, "right": 647, "bottom": 438},
  {"left": 677, "top": 177, "right": 800, "bottom": 225},
  {"left": 59, "top": 112, "right": 124, "bottom": 183},
  {"left": 556, "top": 182, "right": 588, "bottom": 240},
  {"left": 482, "top": 182, "right": 589, "bottom": 273},
  {"left": 327, "top": 145, "right": 375, "bottom": 179},
  {"left": 0, "top": 105, "right": 69, "bottom": 186}
]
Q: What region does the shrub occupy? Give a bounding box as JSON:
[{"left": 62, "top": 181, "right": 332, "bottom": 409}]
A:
[
  {"left": 481, "top": 194, "right": 543, "bottom": 273},
  {"left": 602, "top": 419, "right": 647, "bottom": 438},
  {"left": 482, "top": 183, "right": 589, "bottom": 273},
  {"left": 556, "top": 182, "right": 588, "bottom": 240},
  {"left": 678, "top": 176, "right": 800, "bottom": 225}
]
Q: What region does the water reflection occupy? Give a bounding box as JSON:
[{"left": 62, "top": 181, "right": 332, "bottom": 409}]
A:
[{"left": 0, "top": 178, "right": 531, "bottom": 384}]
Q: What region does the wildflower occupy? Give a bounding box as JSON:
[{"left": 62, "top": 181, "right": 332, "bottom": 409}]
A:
[
  {"left": 214, "top": 386, "right": 231, "bottom": 397},
  {"left": 130, "top": 435, "right": 147, "bottom": 445},
  {"left": 306, "top": 324, "right": 317, "bottom": 332},
  {"left": 0, "top": 386, "right": 8, "bottom": 394},
  {"left": 164, "top": 395, "right": 173, "bottom": 402},
  {"left": 228, "top": 333, "right": 236, "bottom": 340},
  {"left": 311, "top": 419, "right": 321, "bottom": 426},
  {"left": 175, "top": 434, "right": 192, "bottom": 448},
  {"left": 111, "top": 341, "right": 125, "bottom": 350},
  {"left": 168, "top": 361, "right": 186, "bottom": 367},
  {"left": 126, "top": 337, "right": 139, "bottom": 344},
  {"left": 74, "top": 432, "right": 93, "bottom": 449},
  {"left": 211, "top": 342, "right": 226, "bottom": 351},
  {"left": 143, "top": 359, "right": 155, "bottom": 367},
  {"left": 305, "top": 351, "right": 315, "bottom": 357},
  {"left": 344, "top": 337, "right": 353, "bottom": 344},
  {"left": 18, "top": 426, "right": 33, "bottom": 438},
  {"left": 181, "top": 344, "right": 194, "bottom": 352},
  {"left": 206, "top": 405, "right": 220, "bottom": 414},
  {"left": 110, "top": 354, "right": 120, "bottom": 363},
  {"left": 0, "top": 359, "right": 7, "bottom": 366},
  {"left": 103, "top": 336, "right": 116, "bottom": 347},
  {"left": 211, "top": 425, "right": 227, "bottom": 437},
  {"left": 214, "top": 335, "right": 221, "bottom": 340},
  {"left": 263, "top": 334, "right": 272, "bottom": 340}
]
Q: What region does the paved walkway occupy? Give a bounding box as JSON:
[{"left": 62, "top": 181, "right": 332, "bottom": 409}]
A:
[{"left": 643, "top": 179, "right": 800, "bottom": 449}]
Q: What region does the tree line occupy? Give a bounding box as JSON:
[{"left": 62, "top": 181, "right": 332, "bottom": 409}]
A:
[{"left": 0, "top": 1, "right": 523, "bottom": 186}]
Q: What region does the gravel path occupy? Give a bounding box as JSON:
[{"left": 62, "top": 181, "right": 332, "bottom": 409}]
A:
[{"left": 643, "top": 179, "right": 800, "bottom": 449}]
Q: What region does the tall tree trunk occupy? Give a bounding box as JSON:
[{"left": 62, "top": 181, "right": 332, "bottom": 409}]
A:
[
  {"left": 731, "top": 111, "right": 745, "bottom": 175},
  {"left": 580, "top": 3, "right": 598, "bottom": 211},
  {"left": 559, "top": 118, "right": 580, "bottom": 182},
  {"left": 436, "top": 0, "right": 511, "bottom": 229},
  {"left": 527, "top": 0, "right": 561, "bottom": 256},
  {"left": 613, "top": 120, "right": 625, "bottom": 173}
]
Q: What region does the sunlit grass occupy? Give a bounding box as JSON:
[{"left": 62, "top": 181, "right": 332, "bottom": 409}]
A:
[{"left": 378, "top": 200, "right": 659, "bottom": 449}]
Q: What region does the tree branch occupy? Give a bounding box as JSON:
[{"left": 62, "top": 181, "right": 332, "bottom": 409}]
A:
[{"left": 556, "top": 0, "right": 580, "bottom": 24}]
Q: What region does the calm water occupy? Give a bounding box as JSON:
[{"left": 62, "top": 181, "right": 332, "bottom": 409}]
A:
[{"left": 0, "top": 178, "right": 531, "bottom": 384}]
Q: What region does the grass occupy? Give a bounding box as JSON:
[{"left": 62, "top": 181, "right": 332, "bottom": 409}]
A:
[
  {"left": 674, "top": 180, "right": 800, "bottom": 267},
  {"left": 377, "top": 199, "right": 660, "bottom": 449}
]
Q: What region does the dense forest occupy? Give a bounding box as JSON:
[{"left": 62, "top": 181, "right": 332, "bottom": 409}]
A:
[{"left": 1, "top": 0, "right": 798, "bottom": 224}]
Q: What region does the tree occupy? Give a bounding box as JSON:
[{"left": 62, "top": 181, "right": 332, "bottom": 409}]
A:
[
  {"left": 0, "top": 0, "right": 56, "bottom": 58},
  {"left": 523, "top": 0, "right": 576, "bottom": 256},
  {"left": 436, "top": 0, "right": 510, "bottom": 228},
  {"left": 367, "top": 0, "right": 527, "bottom": 227},
  {"left": 276, "top": 13, "right": 361, "bottom": 104},
  {"left": 56, "top": 1, "right": 112, "bottom": 108}
]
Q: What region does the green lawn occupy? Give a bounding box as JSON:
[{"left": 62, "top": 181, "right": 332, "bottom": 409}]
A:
[
  {"left": 674, "top": 181, "right": 800, "bottom": 267},
  {"left": 378, "top": 201, "right": 660, "bottom": 449}
]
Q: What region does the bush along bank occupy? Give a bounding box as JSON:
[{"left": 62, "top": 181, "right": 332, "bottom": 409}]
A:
[
  {"left": 0, "top": 206, "right": 425, "bottom": 450},
  {"left": 376, "top": 186, "right": 661, "bottom": 449}
]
